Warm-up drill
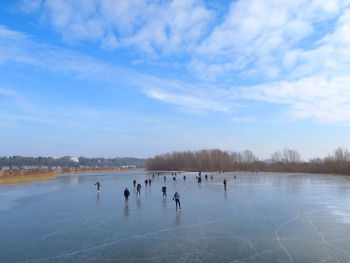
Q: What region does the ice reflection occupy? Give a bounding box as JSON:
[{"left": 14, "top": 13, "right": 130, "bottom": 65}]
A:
[{"left": 124, "top": 203, "right": 129, "bottom": 217}]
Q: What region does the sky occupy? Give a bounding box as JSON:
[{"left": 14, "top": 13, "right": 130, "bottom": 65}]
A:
[{"left": 1, "top": 0, "right": 350, "bottom": 160}]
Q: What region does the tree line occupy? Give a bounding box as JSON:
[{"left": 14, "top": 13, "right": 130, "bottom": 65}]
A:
[
  {"left": 146, "top": 148, "right": 350, "bottom": 175},
  {"left": 0, "top": 156, "right": 147, "bottom": 169}
]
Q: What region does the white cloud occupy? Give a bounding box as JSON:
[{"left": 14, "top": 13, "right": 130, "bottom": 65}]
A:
[
  {"left": 234, "top": 7, "right": 350, "bottom": 124},
  {"left": 144, "top": 87, "right": 230, "bottom": 113},
  {"left": 192, "top": 0, "right": 350, "bottom": 80},
  {"left": 0, "top": 25, "right": 232, "bottom": 115},
  {"left": 239, "top": 76, "right": 350, "bottom": 124},
  {"left": 32, "top": 0, "right": 213, "bottom": 53},
  {"left": 20, "top": 0, "right": 42, "bottom": 13}
]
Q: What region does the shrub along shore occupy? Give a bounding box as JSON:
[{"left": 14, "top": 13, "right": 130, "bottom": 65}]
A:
[{"left": 146, "top": 148, "right": 350, "bottom": 176}]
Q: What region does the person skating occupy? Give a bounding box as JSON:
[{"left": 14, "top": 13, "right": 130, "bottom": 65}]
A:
[
  {"left": 173, "top": 192, "right": 181, "bottom": 210},
  {"left": 161, "top": 185, "right": 167, "bottom": 198},
  {"left": 223, "top": 179, "right": 227, "bottom": 190},
  {"left": 145, "top": 179, "right": 148, "bottom": 186},
  {"left": 183, "top": 175, "right": 186, "bottom": 181},
  {"left": 124, "top": 187, "right": 130, "bottom": 201},
  {"left": 133, "top": 179, "right": 136, "bottom": 187},
  {"left": 94, "top": 181, "right": 101, "bottom": 192},
  {"left": 136, "top": 183, "right": 141, "bottom": 196}
]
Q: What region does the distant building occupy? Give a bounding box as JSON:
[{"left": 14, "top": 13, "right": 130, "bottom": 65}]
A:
[
  {"left": 121, "top": 165, "right": 136, "bottom": 169},
  {"left": 22, "top": 165, "right": 37, "bottom": 170},
  {"left": 69, "top": 157, "right": 79, "bottom": 163}
]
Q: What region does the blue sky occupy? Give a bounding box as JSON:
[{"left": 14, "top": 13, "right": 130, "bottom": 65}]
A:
[{"left": 1, "top": 0, "right": 350, "bottom": 159}]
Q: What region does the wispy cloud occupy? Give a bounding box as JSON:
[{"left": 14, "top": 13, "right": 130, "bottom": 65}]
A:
[
  {"left": 23, "top": 0, "right": 213, "bottom": 53},
  {"left": 192, "top": 0, "right": 350, "bottom": 80},
  {"left": 144, "top": 87, "right": 231, "bottom": 113}
]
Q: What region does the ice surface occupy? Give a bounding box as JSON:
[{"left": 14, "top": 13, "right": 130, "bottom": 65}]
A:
[{"left": 1, "top": 171, "right": 350, "bottom": 262}]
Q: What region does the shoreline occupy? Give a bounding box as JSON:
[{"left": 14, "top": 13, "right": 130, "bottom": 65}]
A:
[
  {"left": 0, "top": 168, "right": 145, "bottom": 185},
  {"left": 147, "top": 170, "right": 348, "bottom": 177}
]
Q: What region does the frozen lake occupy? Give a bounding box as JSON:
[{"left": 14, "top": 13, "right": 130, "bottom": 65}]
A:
[{"left": 1, "top": 171, "right": 350, "bottom": 262}]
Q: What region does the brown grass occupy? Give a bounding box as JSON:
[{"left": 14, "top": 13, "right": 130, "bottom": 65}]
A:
[{"left": 0, "top": 171, "right": 59, "bottom": 184}]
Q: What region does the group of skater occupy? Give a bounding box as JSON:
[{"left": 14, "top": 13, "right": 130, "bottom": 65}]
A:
[{"left": 94, "top": 172, "right": 233, "bottom": 210}]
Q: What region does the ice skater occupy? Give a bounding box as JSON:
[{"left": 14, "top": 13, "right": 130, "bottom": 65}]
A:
[
  {"left": 136, "top": 183, "right": 141, "bottom": 196},
  {"left": 223, "top": 179, "right": 227, "bottom": 190},
  {"left": 172, "top": 192, "right": 181, "bottom": 210},
  {"left": 94, "top": 181, "right": 101, "bottom": 192},
  {"left": 164, "top": 176, "right": 166, "bottom": 182},
  {"left": 161, "top": 185, "right": 167, "bottom": 198},
  {"left": 173, "top": 176, "right": 176, "bottom": 181},
  {"left": 149, "top": 179, "right": 152, "bottom": 186},
  {"left": 145, "top": 179, "right": 148, "bottom": 186},
  {"left": 205, "top": 174, "right": 208, "bottom": 180},
  {"left": 183, "top": 175, "right": 186, "bottom": 181},
  {"left": 133, "top": 179, "right": 136, "bottom": 187},
  {"left": 124, "top": 187, "right": 130, "bottom": 201}
]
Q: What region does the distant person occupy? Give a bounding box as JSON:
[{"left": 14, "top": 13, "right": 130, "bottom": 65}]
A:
[
  {"left": 234, "top": 175, "right": 236, "bottom": 179},
  {"left": 173, "top": 192, "right": 181, "bottom": 210},
  {"left": 173, "top": 176, "right": 176, "bottom": 181},
  {"left": 152, "top": 174, "right": 155, "bottom": 178},
  {"left": 223, "top": 179, "right": 227, "bottom": 190},
  {"left": 183, "top": 175, "right": 186, "bottom": 181},
  {"left": 175, "top": 172, "right": 177, "bottom": 177},
  {"left": 133, "top": 179, "right": 136, "bottom": 187},
  {"left": 149, "top": 179, "right": 152, "bottom": 186},
  {"left": 199, "top": 171, "right": 201, "bottom": 177},
  {"left": 161, "top": 185, "right": 167, "bottom": 198},
  {"left": 210, "top": 175, "right": 213, "bottom": 180},
  {"left": 205, "top": 174, "right": 208, "bottom": 180},
  {"left": 124, "top": 188, "right": 130, "bottom": 201},
  {"left": 136, "top": 183, "right": 141, "bottom": 196},
  {"left": 145, "top": 179, "right": 148, "bottom": 186},
  {"left": 164, "top": 176, "right": 166, "bottom": 181},
  {"left": 198, "top": 177, "right": 202, "bottom": 183},
  {"left": 94, "top": 181, "right": 101, "bottom": 192}
]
